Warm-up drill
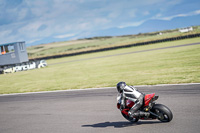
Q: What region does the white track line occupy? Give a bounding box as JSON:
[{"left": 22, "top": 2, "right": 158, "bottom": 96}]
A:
[{"left": 0, "top": 83, "right": 200, "bottom": 96}]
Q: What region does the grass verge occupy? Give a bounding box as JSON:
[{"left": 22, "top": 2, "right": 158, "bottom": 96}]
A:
[
  {"left": 0, "top": 38, "right": 200, "bottom": 94},
  {"left": 27, "top": 27, "right": 200, "bottom": 59}
]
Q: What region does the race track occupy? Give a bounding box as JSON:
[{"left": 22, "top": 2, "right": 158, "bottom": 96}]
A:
[{"left": 0, "top": 84, "right": 200, "bottom": 133}]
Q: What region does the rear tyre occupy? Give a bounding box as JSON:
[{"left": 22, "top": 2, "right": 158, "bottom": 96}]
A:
[
  {"left": 121, "top": 112, "right": 139, "bottom": 123},
  {"left": 152, "top": 104, "right": 173, "bottom": 122}
]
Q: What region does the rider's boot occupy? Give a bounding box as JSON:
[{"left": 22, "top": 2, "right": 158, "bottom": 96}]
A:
[
  {"left": 128, "top": 110, "right": 139, "bottom": 117},
  {"left": 139, "top": 111, "right": 150, "bottom": 117}
]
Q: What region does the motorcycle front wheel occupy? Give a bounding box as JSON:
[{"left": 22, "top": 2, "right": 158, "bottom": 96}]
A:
[
  {"left": 121, "top": 112, "right": 139, "bottom": 123},
  {"left": 152, "top": 104, "right": 173, "bottom": 122}
]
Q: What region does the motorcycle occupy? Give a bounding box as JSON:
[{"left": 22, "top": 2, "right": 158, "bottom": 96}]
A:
[{"left": 117, "top": 92, "right": 173, "bottom": 123}]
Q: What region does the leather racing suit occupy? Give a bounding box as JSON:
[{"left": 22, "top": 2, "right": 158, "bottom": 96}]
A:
[{"left": 120, "top": 85, "right": 145, "bottom": 117}]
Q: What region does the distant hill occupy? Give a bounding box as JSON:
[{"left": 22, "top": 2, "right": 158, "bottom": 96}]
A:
[
  {"left": 91, "top": 14, "right": 200, "bottom": 37},
  {"left": 28, "top": 14, "right": 200, "bottom": 46}
]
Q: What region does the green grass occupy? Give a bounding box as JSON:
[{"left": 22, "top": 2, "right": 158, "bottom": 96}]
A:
[
  {"left": 0, "top": 38, "right": 200, "bottom": 94},
  {"left": 27, "top": 26, "right": 200, "bottom": 59}
]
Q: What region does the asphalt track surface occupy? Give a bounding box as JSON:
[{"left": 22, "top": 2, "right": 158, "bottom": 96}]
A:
[{"left": 0, "top": 84, "right": 200, "bottom": 133}]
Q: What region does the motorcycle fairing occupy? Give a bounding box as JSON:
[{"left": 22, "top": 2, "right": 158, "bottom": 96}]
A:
[{"left": 144, "top": 93, "right": 155, "bottom": 107}]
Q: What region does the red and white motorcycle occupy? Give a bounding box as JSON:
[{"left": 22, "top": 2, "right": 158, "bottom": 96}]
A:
[{"left": 117, "top": 93, "right": 173, "bottom": 123}]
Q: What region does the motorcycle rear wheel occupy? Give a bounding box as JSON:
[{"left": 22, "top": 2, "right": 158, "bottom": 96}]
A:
[
  {"left": 121, "top": 112, "right": 139, "bottom": 123},
  {"left": 152, "top": 104, "right": 173, "bottom": 122}
]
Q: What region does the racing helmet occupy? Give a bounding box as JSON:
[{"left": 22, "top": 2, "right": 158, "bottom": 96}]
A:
[{"left": 117, "top": 82, "right": 126, "bottom": 93}]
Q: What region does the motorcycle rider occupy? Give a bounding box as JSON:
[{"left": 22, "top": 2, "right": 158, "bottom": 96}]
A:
[{"left": 117, "top": 82, "right": 149, "bottom": 117}]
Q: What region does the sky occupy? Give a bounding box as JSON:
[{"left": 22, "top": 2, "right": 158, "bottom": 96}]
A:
[{"left": 0, "top": 0, "right": 200, "bottom": 46}]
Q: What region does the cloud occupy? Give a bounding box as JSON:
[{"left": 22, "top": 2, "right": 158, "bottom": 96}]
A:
[
  {"left": 157, "top": 9, "right": 200, "bottom": 20},
  {"left": 37, "top": 24, "right": 47, "bottom": 31},
  {"left": 194, "top": 10, "right": 200, "bottom": 15},
  {"left": 27, "top": 38, "right": 42, "bottom": 44},
  {"left": 117, "top": 20, "right": 146, "bottom": 29},
  {"left": 0, "top": 0, "right": 200, "bottom": 46},
  {"left": 54, "top": 33, "right": 76, "bottom": 39},
  {"left": 0, "top": 30, "right": 12, "bottom": 38}
]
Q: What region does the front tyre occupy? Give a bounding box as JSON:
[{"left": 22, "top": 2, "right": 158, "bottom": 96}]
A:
[
  {"left": 152, "top": 104, "right": 173, "bottom": 122},
  {"left": 121, "top": 112, "right": 139, "bottom": 123}
]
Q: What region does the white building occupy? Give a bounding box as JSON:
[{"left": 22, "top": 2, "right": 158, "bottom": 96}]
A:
[{"left": 179, "top": 27, "right": 193, "bottom": 33}]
